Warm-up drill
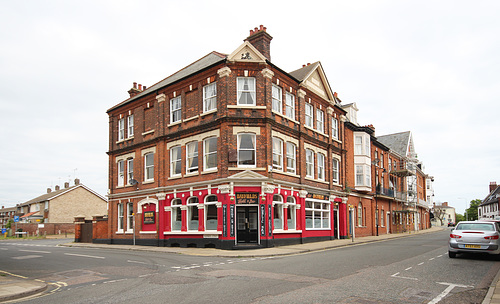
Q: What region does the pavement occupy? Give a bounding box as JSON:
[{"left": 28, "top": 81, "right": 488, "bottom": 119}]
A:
[{"left": 1, "top": 226, "right": 499, "bottom": 303}]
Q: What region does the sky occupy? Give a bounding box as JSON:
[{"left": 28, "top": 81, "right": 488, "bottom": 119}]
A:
[{"left": 0, "top": 1, "right": 498, "bottom": 214}]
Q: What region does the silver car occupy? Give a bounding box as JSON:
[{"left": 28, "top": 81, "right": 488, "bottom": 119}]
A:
[{"left": 448, "top": 221, "right": 500, "bottom": 258}]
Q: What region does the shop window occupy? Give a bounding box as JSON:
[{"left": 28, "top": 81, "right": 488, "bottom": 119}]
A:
[
  {"left": 187, "top": 197, "right": 199, "bottom": 231},
  {"left": 305, "top": 200, "right": 330, "bottom": 229},
  {"left": 205, "top": 195, "right": 218, "bottom": 231},
  {"left": 273, "top": 195, "right": 284, "bottom": 230},
  {"left": 287, "top": 196, "right": 296, "bottom": 230},
  {"left": 171, "top": 199, "right": 182, "bottom": 231}
]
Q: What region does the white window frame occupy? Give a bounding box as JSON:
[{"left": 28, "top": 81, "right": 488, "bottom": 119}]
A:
[
  {"left": 355, "top": 136, "right": 363, "bottom": 155},
  {"left": 286, "top": 142, "right": 296, "bottom": 174},
  {"left": 127, "top": 158, "right": 134, "bottom": 185},
  {"left": 285, "top": 92, "right": 295, "bottom": 120},
  {"left": 237, "top": 133, "right": 256, "bottom": 167},
  {"left": 170, "top": 96, "right": 182, "bottom": 123},
  {"left": 186, "top": 141, "right": 199, "bottom": 174},
  {"left": 306, "top": 149, "right": 314, "bottom": 178},
  {"left": 287, "top": 196, "right": 296, "bottom": 230},
  {"left": 332, "top": 117, "right": 338, "bottom": 140},
  {"left": 144, "top": 152, "right": 154, "bottom": 181},
  {"left": 203, "top": 82, "right": 217, "bottom": 113},
  {"left": 127, "top": 115, "right": 134, "bottom": 138},
  {"left": 126, "top": 202, "right": 134, "bottom": 232},
  {"left": 273, "top": 195, "right": 284, "bottom": 230},
  {"left": 272, "top": 137, "right": 283, "bottom": 171},
  {"left": 170, "top": 146, "right": 182, "bottom": 177},
  {"left": 305, "top": 103, "right": 313, "bottom": 128},
  {"left": 355, "top": 164, "right": 371, "bottom": 187},
  {"left": 187, "top": 197, "right": 199, "bottom": 231},
  {"left": 204, "top": 195, "right": 218, "bottom": 231},
  {"left": 332, "top": 158, "right": 339, "bottom": 184},
  {"left": 317, "top": 153, "right": 325, "bottom": 181},
  {"left": 272, "top": 85, "right": 282, "bottom": 113},
  {"left": 305, "top": 200, "right": 330, "bottom": 229},
  {"left": 237, "top": 77, "right": 256, "bottom": 106},
  {"left": 117, "top": 203, "right": 124, "bottom": 232},
  {"left": 357, "top": 203, "right": 363, "bottom": 226},
  {"left": 171, "top": 199, "right": 182, "bottom": 231},
  {"left": 316, "top": 109, "right": 324, "bottom": 133},
  {"left": 118, "top": 118, "right": 125, "bottom": 141},
  {"left": 203, "top": 137, "right": 217, "bottom": 171},
  {"left": 118, "top": 160, "right": 124, "bottom": 187}
]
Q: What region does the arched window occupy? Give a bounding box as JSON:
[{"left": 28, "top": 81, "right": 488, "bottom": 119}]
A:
[
  {"left": 187, "top": 197, "right": 199, "bottom": 231},
  {"left": 205, "top": 195, "right": 218, "bottom": 231},
  {"left": 171, "top": 199, "right": 182, "bottom": 231},
  {"left": 273, "top": 195, "right": 284, "bottom": 230}
]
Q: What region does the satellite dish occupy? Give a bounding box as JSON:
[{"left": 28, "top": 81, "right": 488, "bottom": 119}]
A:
[{"left": 130, "top": 179, "right": 138, "bottom": 186}]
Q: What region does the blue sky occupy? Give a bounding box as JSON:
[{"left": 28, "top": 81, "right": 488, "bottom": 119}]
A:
[{"left": 1, "top": 1, "right": 498, "bottom": 214}]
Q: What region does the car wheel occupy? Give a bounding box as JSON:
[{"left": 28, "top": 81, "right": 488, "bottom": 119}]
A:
[{"left": 449, "top": 251, "right": 457, "bottom": 258}]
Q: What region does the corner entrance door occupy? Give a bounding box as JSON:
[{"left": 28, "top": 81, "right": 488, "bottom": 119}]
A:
[{"left": 236, "top": 206, "right": 258, "bottom": 243}]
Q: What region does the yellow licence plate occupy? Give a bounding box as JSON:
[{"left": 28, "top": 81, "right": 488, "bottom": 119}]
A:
[{"left": 464, "top": 244, "right": 481, "bottom": 249}]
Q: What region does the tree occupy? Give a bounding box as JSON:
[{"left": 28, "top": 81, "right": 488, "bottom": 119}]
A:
[
  {"left": 432, "top": 205, "right": 447, "bottom": 226},
  {"left": 5, "top": 219, "right": 13, "bottom": 229},
  {"left": 465, "top": 199, "right": 481, "bottom": 221},
  {"left": 455, "top": 213, "right": 465, "bottom": 223}
]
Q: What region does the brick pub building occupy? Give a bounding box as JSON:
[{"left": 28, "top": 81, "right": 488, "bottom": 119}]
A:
[{"left": 104, "top": 26, "right": 430, "bottom": 249}]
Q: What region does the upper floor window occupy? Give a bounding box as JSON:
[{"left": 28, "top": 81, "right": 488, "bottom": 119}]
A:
[
  {"left": 238, "top": 133, "right": 256, "bottom": 167},
  {"left": 118, "top": 118, "right": 125, "bottom": 141},
  {"left": 272, "top": 137, "right": 283, "bottom": 170},
  {"left": 203, "top": 83, "right": 217, "bottom": 112},
  {"left": 355, "top": 164, "right": 371, "bottom": 187},
  {"left": 186, "top": 141, "right": 199, "bottom": 174},
  {"left": 332, "top": 117, "right": 338, "bottom": 140},
  {"left": 127, "top": 115, "right": 134, "bottom": 138},
  {"left": 118, "top": 160, "right": 125, "bottom": 187},
  {"left": 285, "top": 92, "right": 295, "bottom": 120},
  {"left": 305, "top": 103, "right": 313, "bottom": 128},
  {"left": 237, "top": 77, "right": 256, "bottom": 105},
  {"left": 306, "top": 149, "right": 314, "bottom": 178},
  {"left": 203, "top": 137, "right": 217, "bottom": 171},
  {"left": 144, "top": 152, "right": 154, "bottom": 181},
  {"left": 286, "top": 142, "right": 296, "bottom": 174},
  {"left": 332, "top": 158, "right": 339, "bottom": 184},
  {"left": 170, "top": 96, "right": 182, "bottom": 123},
  {"left": 272, "top": 85, "right": 282, "bottom": 113},
  {"left": 317, "top": 153, "right": 325, "bottom": 181},
  {"left": 316, "top": 109, "right": 324, "bottom": 133},
  {"left": 127, "top": 158, "right": 134, "bottom": 184},
  {"left": 355, "top": 134, "right": 370, "bottom": 156},
  {"left": 170, "top": 146, "right": 182, "bottom": 177}
]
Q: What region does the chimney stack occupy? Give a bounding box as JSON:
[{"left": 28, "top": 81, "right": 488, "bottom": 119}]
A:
[
  {"left": 64, "top": 182, "right": 69, "bottom": 188},
  {"left": 490, "top": 181, "right": 498, "bottom": 193},
  {"left": 75, "top": 178, "right": 80, "bottom": 185},
  {"left": 47, "top": 188, "right": 52, "bottom": 193},
  {"left": 244, "top": 25, "right": 273, "bottom": 61},
  {"left": 128, "top": 82, "right": 142, "bottom": 98},
  {"left": 55, "top": 185, "right": 60, "bottom": 191}
]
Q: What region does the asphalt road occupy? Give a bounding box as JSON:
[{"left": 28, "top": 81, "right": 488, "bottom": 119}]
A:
[{"left": 0, "top": 230, "right": 498, "bottom": 304}]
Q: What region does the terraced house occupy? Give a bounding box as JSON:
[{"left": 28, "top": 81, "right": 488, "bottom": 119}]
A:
[{"left": 105, "top": 26, "right": 431, "bottom": 249}]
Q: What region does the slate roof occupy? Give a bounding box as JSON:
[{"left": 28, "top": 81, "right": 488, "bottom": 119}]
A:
[
  {"left": 289, "top": 62, "right": 320, "bottom": 82},
  {"left": 377, "top": 131, "right": 411, "bottom": 157},
  {"left": 481, "top": 185, "right": 500, "bottom": 206},
  {"left": 107, "top": 51, "right": 227, "bottom": 113},
  {"left": 21, "top": 185, "right": 80, "bottom": 206}
]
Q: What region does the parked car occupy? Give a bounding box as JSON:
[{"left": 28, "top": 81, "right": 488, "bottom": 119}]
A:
[{"left": 449, "top": 221, "right": 500, "bottom": 258}]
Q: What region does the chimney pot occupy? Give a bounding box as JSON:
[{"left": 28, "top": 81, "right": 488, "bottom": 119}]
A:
[
  {"left": 64, "top": 182, "right": 69, "bottom": 188},
  {"left": 263, "top": 27, "right": 267, "bottom": 31},
  {"left": 302, "top": 64, "right": 306, "bottom": 68},
  {"left": 47, "top": 188, "right": 52, "bottom": 193},
  {"left": 55, "top": 185, "right": 60, "bottom": 191},
  {"left": 260, "top": 25, "right": 263, "bottom": 30},
  {"left": 254, "top": 27, "right": 258, "bottom": 32},
  {"left": 133, "top": 82, "right": 137, "bottom": 89},
  {"left": 138, "top": 84, "right": 142, "bottom": 91},
  {"left": 307, "top": 63, "right": 310, "bottom": 66},
  {"left": 143, "top": 85, "right": 147, "bottom": 90},
  {"left": 250, "top": 30, "right": 254, "bottom": 35},
  {"left": 75, "top": 178, "right": 80, "bottom": 185}
]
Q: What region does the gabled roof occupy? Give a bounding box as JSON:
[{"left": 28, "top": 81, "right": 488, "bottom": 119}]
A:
[
  {"left": 107, "top": 51, "right": 227, "bottom": 113},
  {"left": 21, "top": 184, "right": 107, "bottom": 206},
  {"left": 377, "top": 131, "right": 412, "bottom": 157},
  {"left": 481, "top": 185, "right": 500, "bottom": 206},
  {"left": 227, "top": 41, "right": 267, "bottom": 63},
  {"left": 289, "top": 61, "right": 336, "bottom": 103}
]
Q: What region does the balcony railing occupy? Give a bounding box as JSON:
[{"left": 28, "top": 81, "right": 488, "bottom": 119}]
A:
[{"left": 376, "top": 185, "right": 407, "bottom": 201}]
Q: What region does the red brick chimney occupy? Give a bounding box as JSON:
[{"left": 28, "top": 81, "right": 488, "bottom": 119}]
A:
[
  {"left": 490, "top": 181, "right": 498, "bottom": 193},
  {"left": 245, "top": 25, "right": 273, "bottom": 61},
  {"left": 128, "top": 82, "right": 141, "bottom": 98}
]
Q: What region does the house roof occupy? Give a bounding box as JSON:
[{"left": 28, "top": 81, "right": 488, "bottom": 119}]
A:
[
  {"left": 481, "top": 185, "right": 500, "bottom": 206},
  {"left": 20, "top": 211, "right": 41, "bottom": 218},
  {"left": 20, "top": 184, "right": 107, "bottom": 207},
  {"left": 0, "top": 206, "right": 17, "bottom": 212},
  {"left": 377, "top": 131, "right": 412, "bottom": 157},
  {"left": 289, "top": 62, "right": 320, "bottom": 81},
  {"left": 107, "top": 51, "right": 227, "bottom": 113}
]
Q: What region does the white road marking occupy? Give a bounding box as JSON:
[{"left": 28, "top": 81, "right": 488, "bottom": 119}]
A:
[
  {"left": 428, "top": 282, "right": 473, "bottom": 304},
  {"left": 0, "top": 248, "right": 8, "bottom": 250},
  {"left": 429, "top": 258, "right": 435, "bottom": 261},
  {"left": 418, "top": 262, "right": 424, "bottom": 265},
  {"left": 405, "top": 267, "right": 412, "bottom": 271},
  {"left": 391, "top": 272, "right": 418, "bottom": 281},
  {"left": 12, "top": 255, "right": 43, "bottom": 260},
  {"left": 19, "top": 249, "right": 51, "bottom": 254},
  {"left": 127, "top": 260, "right": 148, "bottom": 264},
  {"left": 64, "top": 253, "right": 105, "bottom": 259}
]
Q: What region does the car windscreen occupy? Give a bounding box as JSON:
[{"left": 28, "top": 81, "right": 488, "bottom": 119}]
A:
[{"left": 455, "top": 223, "right": 495, "bottom": 231}]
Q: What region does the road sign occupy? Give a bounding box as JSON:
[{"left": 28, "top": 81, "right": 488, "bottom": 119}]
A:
[
  {"left": 1, "top": 228, "right": 6, "bottom": 234},
  {"left": 13, "top": 216, "right": 19, "bottom": 222}
]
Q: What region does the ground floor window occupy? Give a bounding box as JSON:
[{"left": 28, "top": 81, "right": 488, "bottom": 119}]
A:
[
  {"left": 305, "top": 199, "right": 330, "bottom": 229},
  {"left": 171, "top": 199, "right": 182, "bottom": 231},
  {"left": 287, "top": 196, "right": 296, "bottom": 229},
  {"left": 205, "top": 195, "right": 218, "bottom": 231},
  {"left": 273, "top": 195, "right": 284, "bottom": 230},
  {"left": 187, "top": 197, "right": 199, "bottom": 231}
]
